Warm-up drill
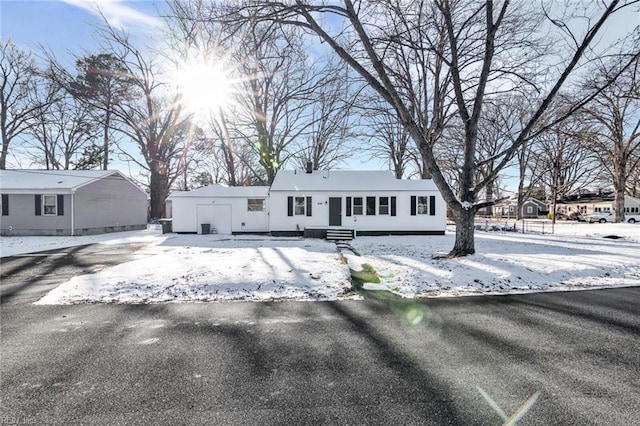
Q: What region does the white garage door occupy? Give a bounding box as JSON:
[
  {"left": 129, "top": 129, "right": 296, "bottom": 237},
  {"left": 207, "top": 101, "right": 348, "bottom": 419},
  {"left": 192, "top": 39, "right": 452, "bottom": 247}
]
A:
[{"left": 196, "top": 204, "right": 232, "bottom": 234}]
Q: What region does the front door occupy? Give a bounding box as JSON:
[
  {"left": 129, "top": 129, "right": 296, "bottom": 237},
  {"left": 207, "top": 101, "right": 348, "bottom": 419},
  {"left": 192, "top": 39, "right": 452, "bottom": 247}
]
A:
[{"left": 329, "top": 197, "right": 342, "bottom": 226}]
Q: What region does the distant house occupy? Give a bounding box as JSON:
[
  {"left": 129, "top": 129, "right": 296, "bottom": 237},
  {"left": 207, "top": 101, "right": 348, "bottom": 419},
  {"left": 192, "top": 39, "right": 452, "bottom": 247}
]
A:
[
  {"left": 0, "top": 170, "right": 148, "bottom": 236},
  {"left": 496, "top": 198, "right": 548, "bottom": 219},
  {"left": 269, "top": 169, "right": 445, "bottom": 237},
  {"left": 168, "top": 184, "right": 270, "bottom": 234},
  {"left": 553, "top": 192, "right": 640, "bottom": 217}
]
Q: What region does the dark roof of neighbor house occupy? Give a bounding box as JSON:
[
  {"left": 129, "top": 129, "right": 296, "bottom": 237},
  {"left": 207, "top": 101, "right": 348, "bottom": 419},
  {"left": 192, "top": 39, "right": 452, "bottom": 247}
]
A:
[
  {"left": 270, "top": 170, "right": 438, "bottom": 192},
  {"left": 557, "top": 192, "right": 615, "bottom": 204},
  {"left": 0, "top": 169, "right": 144, "bottom": 195}
]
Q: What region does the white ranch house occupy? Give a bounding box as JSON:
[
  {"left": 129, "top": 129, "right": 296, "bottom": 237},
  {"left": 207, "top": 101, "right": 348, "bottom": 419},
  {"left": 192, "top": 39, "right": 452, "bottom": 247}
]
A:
[
  {"left": 553, "top": 193, "right": 640, "bottom": 217},
  {"left": 168, "top": 169, "right": 446, "bottom": 238}
]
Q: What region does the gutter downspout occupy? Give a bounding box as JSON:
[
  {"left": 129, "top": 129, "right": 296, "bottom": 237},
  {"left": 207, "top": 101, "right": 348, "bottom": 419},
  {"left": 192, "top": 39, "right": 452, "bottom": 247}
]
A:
[{"left": 71, "top": 191, "right": 75, "bottom": 236}]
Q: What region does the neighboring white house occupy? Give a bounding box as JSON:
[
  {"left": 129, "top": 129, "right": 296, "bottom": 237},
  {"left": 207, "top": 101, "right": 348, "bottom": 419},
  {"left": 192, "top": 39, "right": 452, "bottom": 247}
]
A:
[
  {"left": 168, "top": 184, "right": 270, "bottom": 234},
  {"left": 553, "top": 193, "right": 640, "bottom": 217},
  {"left": 0, "top": 169, "right": 148, "bottom": 236},
  {"left": 269, "top": 169, "right": 446, "bottom": 237}
]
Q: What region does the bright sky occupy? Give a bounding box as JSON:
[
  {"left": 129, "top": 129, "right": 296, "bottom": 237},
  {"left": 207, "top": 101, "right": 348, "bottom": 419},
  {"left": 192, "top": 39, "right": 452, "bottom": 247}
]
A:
[
  {"left": 1, "top": 1, "right": 637, "bottom": 184},
  {"left": 1, "top": 0, "right": 164, "bottom": 67}
]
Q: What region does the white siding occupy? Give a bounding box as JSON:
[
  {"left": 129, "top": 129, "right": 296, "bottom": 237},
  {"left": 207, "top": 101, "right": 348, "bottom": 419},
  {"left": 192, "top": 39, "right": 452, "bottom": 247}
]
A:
[
  {"left": 269, "top": 191, "right": 446, "bottom": 233},
  {"left": 171, "top": 196, "right": 269, "bottom": 233}
]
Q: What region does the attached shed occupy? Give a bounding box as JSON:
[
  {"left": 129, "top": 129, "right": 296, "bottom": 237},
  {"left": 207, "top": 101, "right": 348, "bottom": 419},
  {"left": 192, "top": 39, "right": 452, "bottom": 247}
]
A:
[
  {"left": 0, "top": 169, "right": 148, "bottom": 236},
  {"left": 168, "top": 184, "right": 270, "bottom": 234},
  {"left": 269, "top": 169, "right": 446, "bottom": 237}
]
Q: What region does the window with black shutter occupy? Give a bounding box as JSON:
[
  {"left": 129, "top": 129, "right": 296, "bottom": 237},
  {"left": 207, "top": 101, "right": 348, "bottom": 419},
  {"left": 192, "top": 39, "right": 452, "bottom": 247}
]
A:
[{"left": 429, "top": 196, "right": 436, "bottom": 216}]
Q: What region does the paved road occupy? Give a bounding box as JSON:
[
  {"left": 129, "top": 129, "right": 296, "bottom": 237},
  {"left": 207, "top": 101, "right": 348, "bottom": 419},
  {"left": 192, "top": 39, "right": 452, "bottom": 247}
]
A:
[{"left": 1, "top": 244, "right": 639, "bottom": 425}]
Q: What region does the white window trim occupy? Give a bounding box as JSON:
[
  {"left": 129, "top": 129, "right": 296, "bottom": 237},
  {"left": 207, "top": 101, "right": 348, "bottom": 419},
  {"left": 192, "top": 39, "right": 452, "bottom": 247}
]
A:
[
  {"left": 417, "top": 196, "right": 428, "bottom": 215},
  {"left": 379, "top": 197, "right": 389, "bottom": 215},
  {"left": 247, "top": 199, "right": 266, "bottom": 212},
  {"left": 43, "top": 194, "right": 58, "bottom": 216},
  {"left": 294, "top": 197, "right": 305, "bottom": 215},
  {"left": 353, "top": 197, "right": 363, "bottom": 216}
]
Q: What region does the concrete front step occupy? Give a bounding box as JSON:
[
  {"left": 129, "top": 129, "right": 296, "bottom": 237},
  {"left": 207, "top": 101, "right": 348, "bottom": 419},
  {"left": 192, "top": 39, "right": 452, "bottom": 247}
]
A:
[{"left": 326, "top": 229, "right": 354, "bottom": 241}]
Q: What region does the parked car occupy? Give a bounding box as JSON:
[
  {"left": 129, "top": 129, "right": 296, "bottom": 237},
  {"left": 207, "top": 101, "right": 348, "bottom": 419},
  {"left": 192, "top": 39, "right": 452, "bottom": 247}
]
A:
[
  {"left": 627, "top": 214, "right": 640, "bottom": 224},
  {"left": 587, "top": 211, "right": 613, "bottom": 223}
]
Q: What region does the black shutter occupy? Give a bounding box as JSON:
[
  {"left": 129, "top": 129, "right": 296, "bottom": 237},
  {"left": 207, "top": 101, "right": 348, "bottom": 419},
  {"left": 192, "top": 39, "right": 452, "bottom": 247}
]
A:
[
  {"left": 1, "top": 194, "right": 8, "bottom": 216},
  {"left": 391, "top": 197, "right": 396, "bottom": 216},
  {"left": 346, "top": 197, "right": 352, "bottom": 217},
  {"left": 287, "top": 196, "right": 293, "bottom": 216},
  {"left": 410, "top": 196, "right": 417, "bottom": 216},
  {"left": 306, "top": 196, "right": 312, "bottom": 216},
  {"left": 35, "top": 195, "right": 42, "bottom": 216},
  {"left": 429, "top": 196, "right": 436, "bottom": 216},
  {"left": 57, "top": 194, "right": 64, "bottom": 216}
]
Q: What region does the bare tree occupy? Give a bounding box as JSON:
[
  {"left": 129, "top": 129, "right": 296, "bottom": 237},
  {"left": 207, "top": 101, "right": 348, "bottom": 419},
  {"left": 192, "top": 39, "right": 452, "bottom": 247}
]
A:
[
  {"left": 365, "top": 97, "right": 414, "bottom": 178},
  {"left": 25, "top": 82, "right": 98, "bottom": 170},
  {"left": 529, "top": 112, "right": 599, "bottom": 222},
  {"left": 218, "top": 0, "right": 639, "bottom": 256},
  {"left": 94, "top": 23, "right": 195, "bottom": 219},
  {"left": 168, "top": 0, "right": 348, "bottom": 184},
  {"left": 0, "top": 40, "right": 51, "bottom": 169},
  {"left": 580, "top": 56, "right": 640, "bottom": 222},
  {"left": 292, "top": 64, "right": 357, "bottom": 170}
]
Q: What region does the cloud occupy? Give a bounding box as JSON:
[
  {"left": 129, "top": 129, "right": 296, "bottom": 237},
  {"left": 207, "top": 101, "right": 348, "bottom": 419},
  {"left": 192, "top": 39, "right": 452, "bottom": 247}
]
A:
[{"left": 61, "top": 0, "right": 163, "bottom": 31}]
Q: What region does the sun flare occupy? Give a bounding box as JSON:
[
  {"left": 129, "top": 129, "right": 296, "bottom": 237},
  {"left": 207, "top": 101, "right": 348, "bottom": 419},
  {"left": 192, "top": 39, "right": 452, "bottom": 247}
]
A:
[{"left": 175, "top": 58, "right": 233, "bottom": 116}]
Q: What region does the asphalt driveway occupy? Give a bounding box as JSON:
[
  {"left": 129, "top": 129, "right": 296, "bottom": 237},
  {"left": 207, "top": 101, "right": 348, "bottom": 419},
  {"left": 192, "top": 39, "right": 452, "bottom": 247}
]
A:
[{"left": 1, "top": 244, "right": 639, "bottom": 425}]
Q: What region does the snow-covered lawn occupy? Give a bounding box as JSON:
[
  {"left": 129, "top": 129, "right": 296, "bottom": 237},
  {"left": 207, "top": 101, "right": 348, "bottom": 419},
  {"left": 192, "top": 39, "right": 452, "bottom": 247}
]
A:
[
  {"left": 32, "top": 234, "right": 353, "bottom": 304},
  {"left": 2, "top": 221, "right": 638, "bottom": 304},
  {"left": 351, "top": 221, "right": 640, "bottom": 297}
]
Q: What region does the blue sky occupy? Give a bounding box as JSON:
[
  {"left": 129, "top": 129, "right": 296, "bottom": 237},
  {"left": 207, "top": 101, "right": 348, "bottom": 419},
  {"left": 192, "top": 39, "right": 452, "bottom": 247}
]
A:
[{"left": 1, "top": 0, "right": 164, "bottom": 66}]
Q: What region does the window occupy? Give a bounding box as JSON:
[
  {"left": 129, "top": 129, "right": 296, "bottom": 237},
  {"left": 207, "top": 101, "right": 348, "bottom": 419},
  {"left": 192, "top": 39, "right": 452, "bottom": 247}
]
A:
[
  {"left": 379, "top": 197, "right": 389, "bottom": 215},
  {"left": 366, "top": 197, "right": 376, "bottom": 215},
  {"left": 247, "top": 199, "right": 265, "bottom": 212},
  {"left": 417, "top": 196, "right": 428, "bottom": 214},
  {"left": 353, "top": 197, "right": 363, "bottom": 215},
  {"left": 43, "top": 195, "right": 58, "bottom": 215},
  {"left": 287, "top": 196, "right": 311, "bottom": 216},
  {"left": 295, "top": 197, "right": 305, "bottom": 215},
  {"left": 526, "top": 206, "right": 533, "bottom": 214}
]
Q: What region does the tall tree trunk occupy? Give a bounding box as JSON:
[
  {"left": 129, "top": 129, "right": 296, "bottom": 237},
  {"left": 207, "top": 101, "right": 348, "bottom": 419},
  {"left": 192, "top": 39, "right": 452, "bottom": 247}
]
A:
[
  {"left": 0, "top": 136, "right": 7, "bottom": 169},
  {"left": 102, "top": 109, "right": 111, "bottom": 170},
  {"left": 614, "top": 170, "right": 626, "bottom": 222},
  {"left": 149, "top": 165, "right": 168, "bottom": 220},
  {"left": 450, "top": 207, "right": 476, "bottom": 256}
]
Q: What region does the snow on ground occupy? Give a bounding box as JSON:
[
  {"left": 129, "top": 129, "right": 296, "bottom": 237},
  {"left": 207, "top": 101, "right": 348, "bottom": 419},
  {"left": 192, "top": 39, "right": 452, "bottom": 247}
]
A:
[
  {"left": 34, "top": 234, "right": 353, "bottom": 304},
  {"left": 0, "top": 226, "right": 166, "bottom": 258},
  {"left": 351, "top": 221, "right": 640, "bottom": 297},
  {"left": 2, "top": 221, "right": 638, "bottom": 304}
]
